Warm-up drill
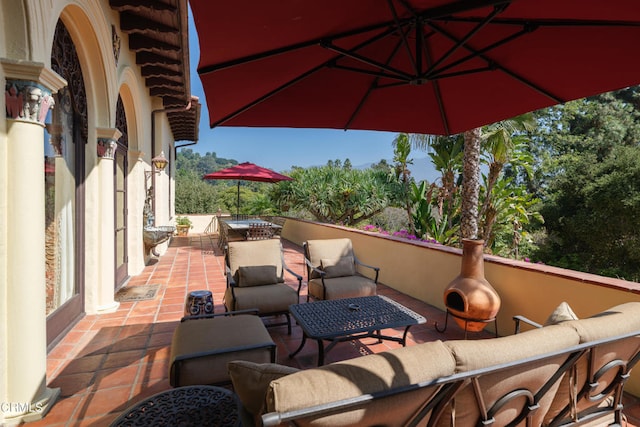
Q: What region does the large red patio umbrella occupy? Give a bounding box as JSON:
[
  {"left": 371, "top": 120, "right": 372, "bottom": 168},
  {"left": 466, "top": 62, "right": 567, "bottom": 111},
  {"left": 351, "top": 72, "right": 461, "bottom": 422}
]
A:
[
  {"left": 190, "top": 0, "right": 640, "bottom": 135},
  {"left": 203, "top": 162, "right": 293, "bottom": 215}
]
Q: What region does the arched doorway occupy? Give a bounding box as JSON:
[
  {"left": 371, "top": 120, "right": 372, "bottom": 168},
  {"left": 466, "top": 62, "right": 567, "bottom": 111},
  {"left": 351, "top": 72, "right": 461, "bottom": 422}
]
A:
[
  {"left": 115, "top": 95, "right": 129, "bottom": 288},
  {"left": 45, "top": 20, "right": 86, "bottom": 346}
]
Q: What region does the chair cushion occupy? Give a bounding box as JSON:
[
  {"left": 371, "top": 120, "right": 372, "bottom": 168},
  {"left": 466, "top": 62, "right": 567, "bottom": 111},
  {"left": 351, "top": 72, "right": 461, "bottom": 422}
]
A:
[
  {"left": 238, "top": 265, "right": 279, "bottom": 287},
  {"left": 228, "top": 240, "right": 284, "bottom": 282},
  {"left": 308, "top": 276, "right": 377, "bottom": 300},
  {"left": 225, "top": 284, "right": 299, "bottom": 313},
  {"left": 305, "top": 239, "right": 354, "bottom": 279},
  {"left": 228, "top": 361, "right": 299, "bottom": 417},
  {"left": 321, "top": 256, "right": 355, "bottom": 278},
  {"left": 544, "top": 301, "right": 579, "bottom": 326}
]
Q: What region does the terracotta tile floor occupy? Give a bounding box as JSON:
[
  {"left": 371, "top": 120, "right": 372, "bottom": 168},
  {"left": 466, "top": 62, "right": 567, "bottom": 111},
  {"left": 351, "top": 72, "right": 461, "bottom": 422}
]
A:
[{"left": 28, "top": 235, "right": 640, "bottom": 426}]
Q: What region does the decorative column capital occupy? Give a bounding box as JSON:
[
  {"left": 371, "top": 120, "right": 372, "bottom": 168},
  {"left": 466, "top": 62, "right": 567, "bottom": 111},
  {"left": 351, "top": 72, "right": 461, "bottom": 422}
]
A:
[
  {"left": 2, "top": 60, "right": 67, "bottom": 126},
  {"left": 97, "top": 138, "right": 118, "bottom": 159},
  {"left": 96, "top": 127, "right": 122, "bottom": 159},
  {"left": 5, "top": 80, "right": 55, "bottom": 125}
]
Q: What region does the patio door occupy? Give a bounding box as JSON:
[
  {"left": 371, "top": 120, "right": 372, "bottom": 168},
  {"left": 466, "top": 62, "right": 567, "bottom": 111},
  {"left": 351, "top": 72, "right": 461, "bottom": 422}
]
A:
[
  {"left": 115, "top": 96, "right": 128, "bottom": 288},
  {"left": 45, "top": 20, "right": 86, "bottom": 347}
]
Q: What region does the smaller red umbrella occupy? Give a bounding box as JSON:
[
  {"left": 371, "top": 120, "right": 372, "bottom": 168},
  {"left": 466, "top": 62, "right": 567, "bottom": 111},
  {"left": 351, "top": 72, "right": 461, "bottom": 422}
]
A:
[{"left": 203, "top": 162, "right": 293, "bottom": 215}]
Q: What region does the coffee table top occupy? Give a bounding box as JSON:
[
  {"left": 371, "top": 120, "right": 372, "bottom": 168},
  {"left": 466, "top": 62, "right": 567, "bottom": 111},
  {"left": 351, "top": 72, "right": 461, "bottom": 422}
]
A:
[
  {"left": 110, "top": 385, "right": 240, "bottom": 426},
  {"left": 289, "top": 295, "right": 426, "bottom": 340}
]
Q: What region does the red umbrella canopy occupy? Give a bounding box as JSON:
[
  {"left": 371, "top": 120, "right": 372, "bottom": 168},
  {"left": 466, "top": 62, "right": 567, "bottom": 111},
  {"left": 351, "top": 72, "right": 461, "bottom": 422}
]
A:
[
  {"left": 203, "top": 162, "right": 293, "bottom": 183},
  {"left": 203, "top": 162, "right": 292, "bottom": 215},
  {"left": 191, "top": 0, "right": 640, "bottom": 135}
]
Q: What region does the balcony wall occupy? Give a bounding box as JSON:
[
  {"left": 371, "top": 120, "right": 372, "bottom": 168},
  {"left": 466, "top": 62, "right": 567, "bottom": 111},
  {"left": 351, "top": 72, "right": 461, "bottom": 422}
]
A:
[{"left": 281, "top": 217, "right": 640, "bottom": 395}]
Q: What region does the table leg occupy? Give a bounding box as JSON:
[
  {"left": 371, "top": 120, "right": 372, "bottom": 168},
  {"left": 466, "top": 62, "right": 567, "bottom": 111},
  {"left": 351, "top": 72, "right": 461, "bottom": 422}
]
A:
[
  {"left": 401, "top": 325, "right": 413, "bottom": 346},
  {"left": 289, "top": 333, "right": 307, "bottom": 359},
  {"left": 317, "top": 340, "right": 325, "bottom": 366}
]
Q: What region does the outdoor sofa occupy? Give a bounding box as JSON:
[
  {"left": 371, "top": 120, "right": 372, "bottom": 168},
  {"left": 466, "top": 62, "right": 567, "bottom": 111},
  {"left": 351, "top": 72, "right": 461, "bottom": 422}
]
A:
[{"left": 228, "top": 302, "right": 640, "bottom": 426}]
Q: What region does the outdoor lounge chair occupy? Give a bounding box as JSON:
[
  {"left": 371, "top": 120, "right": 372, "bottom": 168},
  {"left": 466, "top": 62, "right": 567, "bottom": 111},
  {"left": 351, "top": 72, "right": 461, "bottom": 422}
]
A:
[
  {"left": 224, "top": 239, "right": 302, "bottom": 333},
  {"left": 303, "top": 238, "right": 379, "bottom": 301}
]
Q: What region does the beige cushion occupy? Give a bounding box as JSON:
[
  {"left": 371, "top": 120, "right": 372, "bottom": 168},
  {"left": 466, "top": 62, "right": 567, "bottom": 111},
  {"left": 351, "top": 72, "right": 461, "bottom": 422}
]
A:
[
  {"left": 321, "top": 256, "right": 355, "bottom": 278},
  {"left": 169, "top": 315, "right": 275, "bottom": 386},
  {"left": 440, "top": 325, "right": 581, "bottom": 427},
  {"left": 305, "top": 239, "right": 354, "bottom": 279},
  {"left": 238, "top": 265, "right": 279, "bottom": 287},
  {"left": 228, "top": 240, "right": 284, "bottom": 282},
  {"left": 266, "top": 341, "right": 456, "bottom": 427},
  {"left": 308, "top": 276, "right": 376, "bottom": 300},
  {"left": 228, "top": 361, "right": 299, "bottom": 417},
  {"left": 544, "top": 301, "right": 579, "bottom": 326},
  {"left": 225, "top": 284, "right": 299, "bottom": 313},
  {"left": 564, "top": 302, "right": 640, "bottom": 343},
  {"left": 544, "top": 302, "right": 640, "bottom": 425}
]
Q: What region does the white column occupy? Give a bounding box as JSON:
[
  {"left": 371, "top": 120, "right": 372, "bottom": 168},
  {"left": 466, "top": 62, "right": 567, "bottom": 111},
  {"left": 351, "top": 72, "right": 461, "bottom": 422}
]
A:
[
  {"left": 93, "top": 128, "right": 121, "bottom": 314},
  {"left": 128, "top": 150, "right": 146, "bottom": 274},
  {"left": 1, "top": 60, "right": 65, "bottom": 425}
]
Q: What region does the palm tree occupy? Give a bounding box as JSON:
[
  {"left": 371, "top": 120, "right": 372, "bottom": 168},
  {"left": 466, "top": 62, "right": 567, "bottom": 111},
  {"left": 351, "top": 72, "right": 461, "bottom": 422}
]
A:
[
  {"left": 461, "top": 127, "right": 482, "bottom": 240},
  {"left": 460, "top": 114, "right": 536, "bottom": 243},
  {"left": 429, "top": 135, "right": 464, "bottom": 230},
  {"left": 479, "top": 113, "right": 536, "bottom": 227},
  {"left": 392, "top": 133, "right": 415, "bottom": 235}
]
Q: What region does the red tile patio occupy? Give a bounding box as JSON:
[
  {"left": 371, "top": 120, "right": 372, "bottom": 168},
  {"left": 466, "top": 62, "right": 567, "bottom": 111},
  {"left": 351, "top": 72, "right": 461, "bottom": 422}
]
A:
[{"left": 27, "top": 235, "right": 640, "bottom": 426}]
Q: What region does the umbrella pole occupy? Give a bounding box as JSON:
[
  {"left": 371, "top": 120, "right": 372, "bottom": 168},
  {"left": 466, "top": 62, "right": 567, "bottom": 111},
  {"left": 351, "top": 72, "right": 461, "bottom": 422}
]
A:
[{"left": 236, "top": 180, "right": 240, "bottom": 217}]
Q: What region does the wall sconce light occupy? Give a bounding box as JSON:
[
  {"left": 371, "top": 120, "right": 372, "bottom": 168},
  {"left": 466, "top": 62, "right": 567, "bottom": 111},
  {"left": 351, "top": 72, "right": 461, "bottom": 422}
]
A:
[
  {"left": 145, "top": 151, "right": 169, "bottom": 182},
  {"left": 144, "top": 151, "right": 169, "bottom": 227},
  {"left": 151, "top": 151, "right": 168, "bottom": 172}
]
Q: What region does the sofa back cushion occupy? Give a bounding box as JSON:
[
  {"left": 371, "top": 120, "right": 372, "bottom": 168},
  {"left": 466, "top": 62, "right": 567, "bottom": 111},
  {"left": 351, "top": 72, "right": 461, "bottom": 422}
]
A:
[
  {"left": 544, "top": 302, "right": 640, "bottom": 425},
  {"left": 305, "top": 239, "right": 354, "bottom": 279},
  {"left": 266, "top": 340, "right": 456, "bottom": 427},
  {"left": 565, "top": 302, "right": 640, "bottom": 343},
  {"left": 228, "top": 361, "right": 299, "bottom": 423},
  {"left": 228, "top": 240, "right": 284, "bottom": 284},
  {"left": 440, "top": 325, "right": 581, "bottom": 427}
]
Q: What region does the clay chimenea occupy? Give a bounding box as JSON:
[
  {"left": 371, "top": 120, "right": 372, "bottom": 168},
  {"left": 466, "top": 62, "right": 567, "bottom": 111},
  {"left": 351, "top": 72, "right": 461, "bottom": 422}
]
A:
[{"left": 436, "top": 239, "right": 501, "bottom": 336}]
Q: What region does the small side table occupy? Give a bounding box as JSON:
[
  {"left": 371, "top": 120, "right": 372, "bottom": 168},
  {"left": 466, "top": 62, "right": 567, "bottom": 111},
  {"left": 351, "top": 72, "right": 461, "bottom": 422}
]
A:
[
  {"left": 184, "top": 290, "right": 214, "bottom": 317},
  {"left": 110, "top": 385, "right": 240, "bottom": 427}
]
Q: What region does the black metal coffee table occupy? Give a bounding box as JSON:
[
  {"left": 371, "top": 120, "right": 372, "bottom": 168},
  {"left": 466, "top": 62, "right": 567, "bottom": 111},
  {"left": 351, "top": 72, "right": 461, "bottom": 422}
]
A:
[
  {"left": 289, "top": 295, "right": 426, "bottom": 365},
  {"left": 110, "top": 385, "right": 240, "bottom": 426}
]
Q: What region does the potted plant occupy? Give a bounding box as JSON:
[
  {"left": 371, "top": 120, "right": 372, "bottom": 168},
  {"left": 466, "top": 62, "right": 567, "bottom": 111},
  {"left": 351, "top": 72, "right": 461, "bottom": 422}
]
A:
[{"left": 175, "top": 216, "right": 193, "bottom": 236}]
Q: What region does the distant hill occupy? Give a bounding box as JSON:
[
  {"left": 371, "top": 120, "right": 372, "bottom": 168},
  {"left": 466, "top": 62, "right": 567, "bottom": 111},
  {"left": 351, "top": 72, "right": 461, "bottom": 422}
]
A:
[{"left": 354, "top": 157, "right": 440, "bottom": 183}]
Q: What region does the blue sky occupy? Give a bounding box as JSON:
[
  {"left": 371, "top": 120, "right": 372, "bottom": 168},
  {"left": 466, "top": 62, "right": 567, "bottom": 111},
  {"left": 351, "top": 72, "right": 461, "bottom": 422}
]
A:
[{"left": 186, "top": 10, "right": 400, "bottom": 172}]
